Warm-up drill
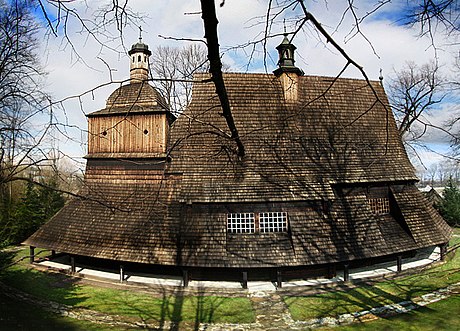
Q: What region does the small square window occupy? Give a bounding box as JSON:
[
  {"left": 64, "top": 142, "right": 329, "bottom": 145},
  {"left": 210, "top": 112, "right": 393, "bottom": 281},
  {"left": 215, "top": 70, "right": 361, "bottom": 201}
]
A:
[
  {"left": 368, "top": 197, "right": 390, "bottom": 214},
  {"left": 260, "top": 212, "right": 288, "bottom": 232},
  {"left": 227, "top": 213, "right": 255, "bottom": 233}
]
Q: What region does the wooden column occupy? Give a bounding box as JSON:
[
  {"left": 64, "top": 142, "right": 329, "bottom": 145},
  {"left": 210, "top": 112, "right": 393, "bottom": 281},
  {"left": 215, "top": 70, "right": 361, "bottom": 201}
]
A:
[
  {"left": 328, "top": 264, "right": 337, "bottom": 279},
  {"left": 343, "top": 264, "right": 350, "bottom": 282},
  {"left": 242, "top": 271, "right": 248, "bottom": 289},
  {"left": 397, "top": 255, "right": 402, "bottom": 272},
  {"left": 440, "top": 243, "right": 448, "bottom": 261},
  {"left": 51, "top": 250, "right": 56, "bottom": 258},
  {"left": 70, "top": 255, "right": 76, "bottom": 273},
  {"left": 276, "top": 269, "right": 283, "bottom": 289},
  {"left": 29, "top": 246, "right": 35, "bottom": 264},
  {"left": 120, "top": 265, "right": 125, "bottom": 283},
  {"left": 182, "top": 269, "right": 189, "bottom": 287}
]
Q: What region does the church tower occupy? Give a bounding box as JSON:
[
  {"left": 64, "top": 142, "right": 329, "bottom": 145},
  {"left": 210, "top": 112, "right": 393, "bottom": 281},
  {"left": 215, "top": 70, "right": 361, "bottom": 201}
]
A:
[{"left": 86, "top": 39, "right": 175, "bottom": 160}]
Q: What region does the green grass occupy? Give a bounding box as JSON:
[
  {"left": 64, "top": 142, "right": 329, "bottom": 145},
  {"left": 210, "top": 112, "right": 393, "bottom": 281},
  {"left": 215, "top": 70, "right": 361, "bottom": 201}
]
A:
[
  {"left": 319, "top": 294, "right": 460, "bottom": 331},
  {"left": 0, "top": 248, "right": 254, "bottom": 325},
  {"left": 1, "top": 228, "right": 459, "bottom": 328},
  {"left": 0, "top": 291, "right": 117, "bottom": 331},
  {"left": 285, "top": 230, "right": 460, "bottom": 321}
]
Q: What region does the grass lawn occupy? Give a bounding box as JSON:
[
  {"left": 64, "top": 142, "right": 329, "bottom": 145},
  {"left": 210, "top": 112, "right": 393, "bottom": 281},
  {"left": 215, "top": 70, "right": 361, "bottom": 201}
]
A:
[
  {"left": 0, "top": 248, "right": 254, "bottom": 326},
  {"left": 0, "top": 290, "right": 117, "bottom": 331},
  {"left": 319, "top": 294, "right": 460, "bottom": 331},
  {"left": 285, "top": 228, "right": 460, "bottom": 321},
  {"left": 1, "top": 228, "right": 459, "bottom": 329}
]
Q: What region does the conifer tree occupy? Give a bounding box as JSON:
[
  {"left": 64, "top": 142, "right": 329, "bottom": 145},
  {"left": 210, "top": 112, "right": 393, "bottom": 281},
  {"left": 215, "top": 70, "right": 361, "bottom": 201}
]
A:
[{"left": 439, "top": 179, "right": 460, "bottom": 227}]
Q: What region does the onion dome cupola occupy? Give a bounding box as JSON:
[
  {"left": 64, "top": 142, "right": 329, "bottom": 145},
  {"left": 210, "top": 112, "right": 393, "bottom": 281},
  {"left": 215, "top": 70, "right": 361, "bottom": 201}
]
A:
[
  {"left": 273, "top": 34, "right": 304, "bottom": 77},
  {"left": 128, "top": 35, "right": 152, "bottom": 83}
]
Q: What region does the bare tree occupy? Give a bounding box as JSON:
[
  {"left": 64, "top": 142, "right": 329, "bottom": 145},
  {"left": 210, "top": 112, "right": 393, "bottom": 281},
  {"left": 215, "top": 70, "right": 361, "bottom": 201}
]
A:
[
  {"left": 150, "top": 44, "right": 209, "bottom": 115},
  {"left": 428, "top": 162, "right": 439, "bottom": 186},
  {"left": 29, "top": 1, "right": 459, "bottom": 158},
  {"left": 387, "top": 61, "right": 446, "bottom": 140},
  {"left": 0, "top": 0, "right": 50, "bottom": 197},
  {"left": 403, "top": 0, "right": 460, "bottom": 39}
]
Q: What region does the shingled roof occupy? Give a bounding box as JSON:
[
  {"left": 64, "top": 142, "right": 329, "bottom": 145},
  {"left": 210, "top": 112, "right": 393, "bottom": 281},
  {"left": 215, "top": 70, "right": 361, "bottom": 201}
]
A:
[
  {"left": 168, "top": 73, "right": 417, "bottom": 203},
  {"left": 88, "top": 82, "right": 168, "bottom": 117},
  {"left": 25, "top": 70, "right": 452, "bottom": 269}
]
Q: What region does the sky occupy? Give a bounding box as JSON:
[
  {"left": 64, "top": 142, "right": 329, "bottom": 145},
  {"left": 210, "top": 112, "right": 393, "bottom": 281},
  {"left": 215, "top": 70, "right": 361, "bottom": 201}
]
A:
[{"left": 34, "top": 0, "right": 460, "bottom": 174}]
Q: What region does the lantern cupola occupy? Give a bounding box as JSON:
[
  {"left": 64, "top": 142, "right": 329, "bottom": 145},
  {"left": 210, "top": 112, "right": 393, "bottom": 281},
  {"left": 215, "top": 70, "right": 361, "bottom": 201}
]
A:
[
  {"left": 273, "top": 34, "right": 303, "bottom": 77},
  {"left": 128, "top": 33, "right": 151, "bottom": 83}
]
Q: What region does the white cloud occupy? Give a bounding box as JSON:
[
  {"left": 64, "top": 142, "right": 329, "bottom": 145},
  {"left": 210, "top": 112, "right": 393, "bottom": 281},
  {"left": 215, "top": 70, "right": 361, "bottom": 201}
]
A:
[{"left": 36, "top": 1, "right": 459, "bottom": 169}]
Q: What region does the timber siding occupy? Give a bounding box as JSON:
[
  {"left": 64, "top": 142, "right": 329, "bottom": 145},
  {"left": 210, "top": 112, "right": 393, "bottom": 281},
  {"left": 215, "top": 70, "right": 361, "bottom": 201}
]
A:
[
  {"left": 25, "top": 71, "right": 452, "bottom": 270},
  {"left": 88, "top": 113, "right": 168, "bottom": 155}
]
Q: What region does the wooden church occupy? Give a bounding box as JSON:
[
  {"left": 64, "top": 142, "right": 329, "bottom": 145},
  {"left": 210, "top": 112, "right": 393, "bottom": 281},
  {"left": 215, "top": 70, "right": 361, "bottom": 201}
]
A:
[{"left": 25, "top": 36, "right": 452, "bottom": 285}]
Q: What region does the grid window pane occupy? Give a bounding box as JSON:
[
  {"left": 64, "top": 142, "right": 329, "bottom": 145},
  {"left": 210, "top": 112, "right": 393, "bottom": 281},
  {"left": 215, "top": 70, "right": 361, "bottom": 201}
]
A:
[
  {"left": 259, "top": 212, "right": 288, "bottom": 233},
  {"left": 227, "top": 213, "right": 255, "bottom": 233},
  {"left": 368, "top": 198, "right": 390, "bottom": 214}
]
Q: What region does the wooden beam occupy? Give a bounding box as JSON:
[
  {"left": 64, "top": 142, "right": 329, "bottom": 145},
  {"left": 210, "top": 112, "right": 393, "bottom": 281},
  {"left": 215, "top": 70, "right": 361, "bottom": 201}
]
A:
[
  {"left": 343, "top": 264, "right": 350, "bottom": 282},
  {"left": 440, "top": 243, "right": 448, "bottom": 261},
  {"left": 120, "top": 265, "right": 125, "bottom": 283},
  {"left": 70, "top": 255, "right": 76, "bottom": 273},
  {"left": 328, "top": 264, "right": 337, "bottom": 279},
  {"left": 182, "top": 269, "right": 189, "bottom": 287},
  {"left": 276, "top": 269, "right": 283, "bottom": 289},
  {"left": 242, "top": 271, "right": 248, "bottom": 289},
  {"left": 29, "top": 246, "right": 35, "bottom": 264}
]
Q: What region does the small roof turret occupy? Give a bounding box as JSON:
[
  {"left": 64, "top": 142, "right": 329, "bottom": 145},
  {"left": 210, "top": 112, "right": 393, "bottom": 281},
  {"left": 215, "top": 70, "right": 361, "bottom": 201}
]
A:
[
  {"left": 273, "top": 34, "right": 304, "bottom": 77},
  {"left": 128, "top": 30, "right": 151, "bottom": 83},
  {"left": 128, "top": 41, "right": 152, "bottom": 57}
]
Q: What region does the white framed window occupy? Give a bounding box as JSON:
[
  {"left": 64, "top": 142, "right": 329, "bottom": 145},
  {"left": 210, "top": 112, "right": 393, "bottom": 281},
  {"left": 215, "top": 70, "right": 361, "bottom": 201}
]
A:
[
  {"left": 259, "top": 212, "right": 288, "bottom": 233},
  {"left": 368, "top": 198, "right": 390, "bottom": 214},
  {"left": 227, "top": 212, "right": 289, "bottom": 233},
  {"left": 227, "top": 213, "right": 255, "bottom": 233}
]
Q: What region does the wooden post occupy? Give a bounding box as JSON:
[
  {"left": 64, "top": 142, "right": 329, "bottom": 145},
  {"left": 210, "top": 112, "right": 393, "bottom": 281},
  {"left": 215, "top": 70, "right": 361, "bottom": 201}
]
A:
[
  {"left": 328, "top": 264, "right": 336, "bottom": 279},
  {"left": 440, "top": 243, "right": 448, "bottom": 261},
  {"left": 29, "top": 246, "right": 35, "bottom": 264},
  {"left": 182, "top": 269, "right": 189, "bottom": 287},
  {"left": 276, "top": 269, "right": 283, "bottom": 289},
  {"left": 51, "top": 250, "right": 56, "bottom": 258},
  {"left": 70, "top": 255, "right": 76, "bottom": 273},
  {"left": 242, "top": 271, "right": 248, "bottom": 289},
  {"left": 343, "top": 264, "right": 350, "bottom": 282},
  {"left": 397, "top": 255, "right": 402, "bottom": 272},
  {"left": 120, "top": 265, "right": 124, "bottom": 282}
]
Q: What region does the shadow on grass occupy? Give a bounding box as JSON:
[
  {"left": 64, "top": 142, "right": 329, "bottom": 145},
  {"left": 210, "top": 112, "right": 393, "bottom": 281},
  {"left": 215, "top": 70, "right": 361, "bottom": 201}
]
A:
[
  {"left": 0, "top": 290, "right": 112, "bottom": 331},
  {"left": 0, "top": 266, "right": 88, "bottom": 306},
  {"left": 109, "top": 286, "right": 242, "bottom": 330},
  {"left": 286, "top": 249, "right": 460, "bottom": 321},
  {"left": 333, "top": 295, "right": 460, "bottom": 331},
  {"left": 0, "top": 250, "right": 15, "bottom": 272},
  {"left": 1, "top": 250, "right": 253, "bottom": 330}
]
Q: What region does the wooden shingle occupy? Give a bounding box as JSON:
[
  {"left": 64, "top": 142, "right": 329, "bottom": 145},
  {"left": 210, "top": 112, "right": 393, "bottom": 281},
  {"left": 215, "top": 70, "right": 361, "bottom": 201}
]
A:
[{"left": 25, "top": 68, "right": 452, "bottom": 270}]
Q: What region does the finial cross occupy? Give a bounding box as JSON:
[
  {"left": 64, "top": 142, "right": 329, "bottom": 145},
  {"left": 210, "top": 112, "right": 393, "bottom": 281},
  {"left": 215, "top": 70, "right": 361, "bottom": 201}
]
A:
[{"left": 139, "top": 26, "right": 143, "bottom": 43}]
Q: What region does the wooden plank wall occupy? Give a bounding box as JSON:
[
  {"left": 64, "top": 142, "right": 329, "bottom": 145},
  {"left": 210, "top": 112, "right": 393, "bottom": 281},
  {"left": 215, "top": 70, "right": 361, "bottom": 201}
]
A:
[{"left": 88, "top": 114, "right": 167, "bottom": 154}]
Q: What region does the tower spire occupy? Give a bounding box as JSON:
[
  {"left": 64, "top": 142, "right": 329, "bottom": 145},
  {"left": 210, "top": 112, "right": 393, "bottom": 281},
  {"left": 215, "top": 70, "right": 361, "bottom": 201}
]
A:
[{"left": 128, "top": 33, "right": 151, "bottom": 83}]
